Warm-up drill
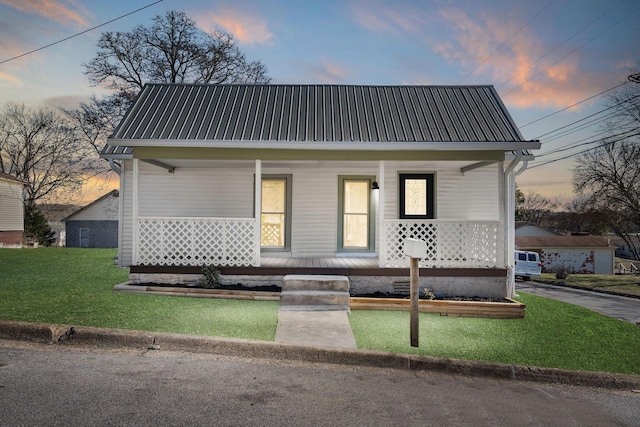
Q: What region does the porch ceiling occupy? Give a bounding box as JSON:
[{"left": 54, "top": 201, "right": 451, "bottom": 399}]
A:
[{"left": 135, "top": 158, "right": 499, "bottom": 171}]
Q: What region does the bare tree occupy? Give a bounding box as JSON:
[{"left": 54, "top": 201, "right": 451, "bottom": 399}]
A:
[
  {"left": 517, "top": 189, "right": 558, "bottom": 225},
  {"left": 573, "top": 74, "right": 640, "bottom": 259},
  {"left": 68, "top": 10, "right": 271, "bottom": 170},
  {"left": 83, "top": 10, "right": 270, "bottom": 101},
  {"left": 0, "top": 103, "right": 99, "bottom": 204}
]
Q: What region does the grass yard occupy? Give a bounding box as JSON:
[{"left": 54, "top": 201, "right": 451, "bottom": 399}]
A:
[
  {"left": 1, "top": 248, "right": 639, "bottom": 375},
  {"left": 349, "top": 293, "right": 640, "bottom": 375},
  {"left": 535, "top": 272, "right": 640, "bottom": 297},
  {"left": 0, "top": 248, "right": 279, "bottom": 340}
]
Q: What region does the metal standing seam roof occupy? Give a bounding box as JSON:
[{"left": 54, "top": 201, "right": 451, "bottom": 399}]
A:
[{"left": 103, "top": 84, "right": 530, "bottom": 155}]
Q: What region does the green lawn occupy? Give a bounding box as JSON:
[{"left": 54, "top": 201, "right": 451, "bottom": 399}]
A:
[
  {"left": 535, "top": 272, "right": 640, "bottom": 297},
  {"left": 350, "top": 293, "right": 640, "bottom": 375},
  {"left": 0, "top": 248, "right": 279, "bottom": 340},
  {"left": 1, "top": 248, "right": 639, "bottom": 375}
]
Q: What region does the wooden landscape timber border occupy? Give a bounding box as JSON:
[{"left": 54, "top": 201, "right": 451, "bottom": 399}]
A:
[
  {"left": 350, "top": 297, "right": 525, "bottom": 319},
  {"left": 115, "top": 283, "right": 525, "bottom": 319}
]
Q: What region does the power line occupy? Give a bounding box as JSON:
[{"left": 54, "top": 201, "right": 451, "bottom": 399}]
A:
[
  {"left": 536, "top": 123, "right": 639, "bottom": 157},
  {"left": 534, "top": 93, "right": 640, "bottom": 140},
  {"left": 0, "top": 0, "right": 164, "bottom": 66},
  {"left": 528, "top": 129, "right": 640, "bottom": 169}
]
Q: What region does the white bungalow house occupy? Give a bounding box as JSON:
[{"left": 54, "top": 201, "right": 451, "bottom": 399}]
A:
[{"left": 101, "top": 84, "right": 540, "bottom": 298}]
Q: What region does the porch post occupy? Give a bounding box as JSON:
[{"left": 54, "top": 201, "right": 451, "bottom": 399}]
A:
[
  {"left": 254, "top": 159, "right": 261, "bottom": 267},
  {"left": 378, "top": 160, "right": 386, "bottom": 267},
  {"left": 132, "top": 158, "right": 139, "bottom": 265},
  {"left": 506, "top": 168, "right": 516, "bottom": 296}
]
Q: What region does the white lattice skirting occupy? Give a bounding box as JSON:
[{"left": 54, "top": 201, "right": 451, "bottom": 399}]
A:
[
  {"left": 383, "top": 220, "right": 502, "bottom": 268},
  {"left": 135, "top": 217, "right": 258, "bottom": 267}
]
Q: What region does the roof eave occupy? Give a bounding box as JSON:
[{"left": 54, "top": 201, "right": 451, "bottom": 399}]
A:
[{"left": 105, "top": 139, "right": 542, "bottom": 152}]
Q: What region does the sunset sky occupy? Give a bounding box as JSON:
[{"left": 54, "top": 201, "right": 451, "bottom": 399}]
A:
[{"left": 1, "top": 0, "right": 638, "bottom": 205}]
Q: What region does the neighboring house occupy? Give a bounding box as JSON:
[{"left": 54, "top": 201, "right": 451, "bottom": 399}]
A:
[
  {"left": 516, "top": 235, "right": 615, "bottom": 274},
  {"left": 101, "top": 84, "right": 540, "bottom": 298},
  {"left": 64, "top": 190, "right": 119, "bottom": 248},
  {"left": 515, "top": 222, "right": 559, "bottom": 237},
  {"left": 0, "top": 172, "right": 25, "bottom": 247},
  {"left": 609, "top": 236, "right": 640, "bottom": 259}
]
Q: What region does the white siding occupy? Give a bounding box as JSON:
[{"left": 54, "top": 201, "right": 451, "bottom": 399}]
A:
[
  {"left": 120, "top": 159, "right": 501, "bottom": 264},
  {"left": 291, "top": 170, "right": 338, "bottom": 256},
  {"left": 0, "top": 180, "right": 24, "bottom": 231},
  {"left": 594, "top": 248, "right": 614, "bottom": 275},
  {"left": 138, "top": 163, "right": 254, "bottom": 217},
  {"left": 383, "top": 161, "right": 499, "bottom": 220}
]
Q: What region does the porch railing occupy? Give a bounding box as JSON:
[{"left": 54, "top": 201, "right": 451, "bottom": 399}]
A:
[
  {"left": 135, "top": 217, "right": 258, "bottom": 267},
  {"left": 383, "top": 220, "right": 503, "bottom": 268},
  {"left": 133, "top": 217, "right": 502, "bottom": 269}
]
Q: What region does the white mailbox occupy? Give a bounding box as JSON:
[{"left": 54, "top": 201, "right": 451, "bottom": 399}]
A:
[{"left": 404, "top": 238, "right": 427, "bottom": 258}]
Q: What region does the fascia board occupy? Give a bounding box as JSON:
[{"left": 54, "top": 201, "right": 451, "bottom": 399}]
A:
[{"left": 106, "top": 139, "right": 542, "bottom": 151}]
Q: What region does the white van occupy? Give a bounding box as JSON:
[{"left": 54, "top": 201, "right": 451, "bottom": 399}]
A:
[{"left": 514, "top": 251, "right": 542, "bottom": 280}]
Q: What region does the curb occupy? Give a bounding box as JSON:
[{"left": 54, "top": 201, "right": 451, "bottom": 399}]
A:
[{"left": 1, "top": 320, "right": 639, "bottom": 390}]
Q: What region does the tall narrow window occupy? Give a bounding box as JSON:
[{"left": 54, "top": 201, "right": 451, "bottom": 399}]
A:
[
  {"left": 343, "top": 180, "right": 369, "bottom": 248},
  {"left": 339, "top": 176, "right": 375, "bottom": 251},
  {"left": 261, "top": 179, "right": 286, "bottom": 248},
  {"left": 399, "top": 174, "right": 435, "bottom": 219}
]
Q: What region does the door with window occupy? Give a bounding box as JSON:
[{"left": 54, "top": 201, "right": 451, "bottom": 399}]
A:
[
  {"left": 260, "top": 176, "right": 291, "bottom": 251},
  {"left": 338, "top": 176, "right": 375, "bottom": 252}
]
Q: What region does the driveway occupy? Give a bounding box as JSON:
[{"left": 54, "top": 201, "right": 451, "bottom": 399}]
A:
[{"left": 517, "top": 281, "right": 640, "bottom": 324}]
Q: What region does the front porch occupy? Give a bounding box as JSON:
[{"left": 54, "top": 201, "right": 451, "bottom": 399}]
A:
[{"left": 130, "top": 217, "right": 509, "bottom": 298}]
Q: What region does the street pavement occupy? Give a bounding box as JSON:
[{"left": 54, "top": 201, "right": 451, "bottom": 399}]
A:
[
  {"left": 1, "top": 340, "right": 639, "bottom": 426},
  {"left": 517, "top": 280, "right": 640, "bottom": 324}
]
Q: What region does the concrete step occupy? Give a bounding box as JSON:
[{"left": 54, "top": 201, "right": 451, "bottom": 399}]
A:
[
  {"left": 280, "top": 290, "right": 350, "bottom": 307},
  {"left": 282, "top": 275, "right": 349, "bottom": 292},
  {"left": 279, "top": 304, "right": 351, "bottom": 311}
]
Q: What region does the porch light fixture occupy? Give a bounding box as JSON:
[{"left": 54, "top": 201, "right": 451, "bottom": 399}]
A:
[{"left": 371, "top": 181, "right": 379, "bottom": 190}]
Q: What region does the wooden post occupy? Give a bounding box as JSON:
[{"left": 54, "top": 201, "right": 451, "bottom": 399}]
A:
[
  {"left": 410, "top": 256, "right": 419, "bottom": 347},
  {"left": 404, "top": 238, "right": 425, "bottom": 348}
]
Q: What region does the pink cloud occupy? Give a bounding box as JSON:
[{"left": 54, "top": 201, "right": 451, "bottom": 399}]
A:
[
  {"left": 197, "top": 8, "right": 274, "bottom": 45},
  {"left": 434, "top": 7, "right": 595, "bottom": 109},
  {"left": 350, "top": 0, "right": 428, "bottom": 35},
  {"left": 0, "top": 0, "right": 90, "bottom": 26}
]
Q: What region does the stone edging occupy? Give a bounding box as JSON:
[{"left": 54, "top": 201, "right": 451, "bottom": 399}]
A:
[{"left": 1, "top": 320, "right": 639, "bottom": 391}]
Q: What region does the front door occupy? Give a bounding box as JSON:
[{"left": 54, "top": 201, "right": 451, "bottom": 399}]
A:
[{"left": 338, "top": 176, "right": 375, "bottom": 252}]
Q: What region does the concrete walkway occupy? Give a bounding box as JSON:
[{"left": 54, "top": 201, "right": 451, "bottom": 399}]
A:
[
  {"left": 517, "top": 281, "right": 640, "bottom": 325},
  {"left": 275, "top": 310, "right": 357, "bottom": 349}
]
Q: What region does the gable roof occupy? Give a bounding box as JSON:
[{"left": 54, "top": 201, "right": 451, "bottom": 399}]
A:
[
  {"left": 102, "top": 84, "right": 539, "bottom": 157},
  {"left": 0, "top": 172, "right": 26, "bottom": 185}
]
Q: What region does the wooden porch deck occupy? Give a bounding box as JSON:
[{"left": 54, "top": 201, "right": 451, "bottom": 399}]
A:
[
  {"left": 260, "top": 257, "right": 379, "bottom": 269},
  {"left": 130, "top": 257, "right": 507, "bottom": 278}
]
